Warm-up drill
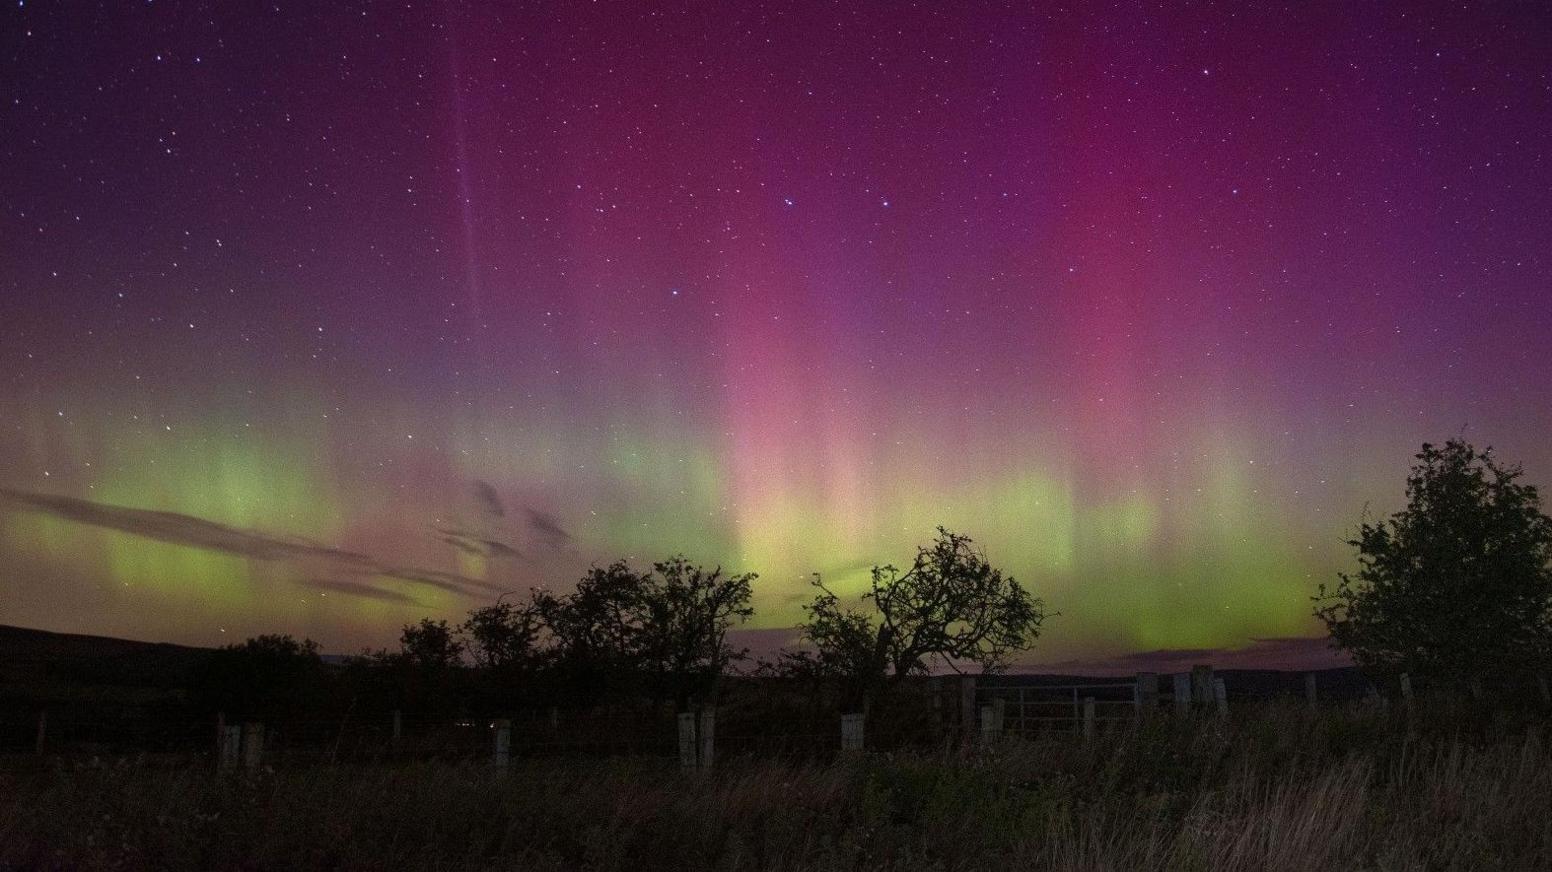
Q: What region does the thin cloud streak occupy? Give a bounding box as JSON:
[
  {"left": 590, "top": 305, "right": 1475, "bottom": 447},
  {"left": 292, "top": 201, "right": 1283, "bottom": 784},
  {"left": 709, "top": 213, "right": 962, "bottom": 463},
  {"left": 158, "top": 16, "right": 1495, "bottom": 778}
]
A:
[{"left": 0, "top": 488, "right": 501, "bottom": 600}]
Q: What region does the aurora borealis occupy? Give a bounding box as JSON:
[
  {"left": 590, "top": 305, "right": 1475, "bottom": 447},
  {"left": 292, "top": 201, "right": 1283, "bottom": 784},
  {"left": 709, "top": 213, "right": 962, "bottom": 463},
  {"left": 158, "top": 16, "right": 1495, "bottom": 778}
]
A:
[{"left": 3, "top": 2, "right": 1551, "bottom": 666}]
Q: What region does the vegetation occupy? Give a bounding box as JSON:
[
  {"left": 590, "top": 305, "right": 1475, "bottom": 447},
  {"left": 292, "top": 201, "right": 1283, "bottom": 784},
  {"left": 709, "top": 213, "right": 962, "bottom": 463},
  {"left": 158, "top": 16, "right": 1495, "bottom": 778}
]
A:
[
  {"left": 530, "top": 557, "right": 757, "bottom": 709},
  {"left": 188, "top": 634, "right": 325, "bottom": 723},
  {"left": 1315, "top": 439, "right": 1552, "bottom": 684},
  {"left": 9, "top": 448, "right": 1552, "bottom": 869},
  {"left": 781, "top": 528, "right": 1047, "bottom": 709},
  {"left": 3, "top": 701, "right": 1549, "bottom": 871}
]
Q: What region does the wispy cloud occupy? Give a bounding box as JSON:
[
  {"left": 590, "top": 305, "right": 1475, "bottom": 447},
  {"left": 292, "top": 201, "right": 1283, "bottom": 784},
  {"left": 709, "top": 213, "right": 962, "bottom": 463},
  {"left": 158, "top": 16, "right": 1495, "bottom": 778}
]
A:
[
  {"left": 435, "top": 526, "right": 522, "bottom": 559},
  {"left": 525, "top": 507, "right": 572, "bottom": 550},
  {"left": 380, "top": 567, "right": 506, "bottom": 595},
  {"left": 0, "top": 488, "right": 502, "bottom": 600},
  {"left": 473, "top": 480, "right": 506, "bottom": 518},
  {"left": 301, "top": 578, "right": 421, "bottom": 605}
]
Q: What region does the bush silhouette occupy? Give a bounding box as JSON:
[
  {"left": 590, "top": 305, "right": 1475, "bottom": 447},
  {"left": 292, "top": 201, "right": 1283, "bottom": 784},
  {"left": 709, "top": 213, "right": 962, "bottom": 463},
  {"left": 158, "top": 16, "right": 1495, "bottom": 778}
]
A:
[
  {"left": 1314, "top": 439, "right": 1552, "bottom": 685},
  {"left": 189, "top": 634, "right": 325, "bottom": 723}
]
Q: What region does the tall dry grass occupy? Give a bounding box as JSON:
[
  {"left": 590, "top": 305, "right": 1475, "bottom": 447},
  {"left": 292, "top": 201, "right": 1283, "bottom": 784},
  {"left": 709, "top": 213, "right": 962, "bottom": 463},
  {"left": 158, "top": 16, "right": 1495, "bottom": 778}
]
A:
[{"left": 1, "top": 699, "right": 1548, "bottom": 870}]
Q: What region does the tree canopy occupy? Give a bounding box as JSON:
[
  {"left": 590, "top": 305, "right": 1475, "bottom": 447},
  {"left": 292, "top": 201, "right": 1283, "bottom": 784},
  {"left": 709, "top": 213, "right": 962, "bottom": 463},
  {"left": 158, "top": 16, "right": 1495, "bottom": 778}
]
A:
[
  {"left": 189, "top": 633, "right": 325, "bottom": 722},
  {"left": 786, "top": 527, "right": 1048, "bottom": 706},
  {"left": 1314, "top": 439, "right": 1552, "bottom": 682},
  {"left": 533, "top": 557, "right": 755, "bottom": 706}
]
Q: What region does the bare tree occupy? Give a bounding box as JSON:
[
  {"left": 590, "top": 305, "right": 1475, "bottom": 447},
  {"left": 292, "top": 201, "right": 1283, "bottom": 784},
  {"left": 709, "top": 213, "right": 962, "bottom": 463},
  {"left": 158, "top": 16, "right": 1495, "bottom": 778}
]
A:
[{"left": 787, "top": 527, "right": 1048, "bottom": 709}]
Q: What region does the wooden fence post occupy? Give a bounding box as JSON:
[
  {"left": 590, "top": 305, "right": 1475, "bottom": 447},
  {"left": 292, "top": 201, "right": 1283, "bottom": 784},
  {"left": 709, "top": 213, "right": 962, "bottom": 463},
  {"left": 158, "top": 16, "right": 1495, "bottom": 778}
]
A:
[
  {"left": 1399, "top": 673, "right": 1414, "bottom": 711},
  {"left": 1213, "top": 678, "right": 1228, "bottom": 717},
  {"left": 1538, "top": 674, "right": 1551, "bottom": 707},
  {"left": 678, "top": 712, "right": 697, "bottom": 768},
  {"left": 1136, "top": 672, "right": 1159, "bottom": 717},
  {"left": 1191, "top": 665, "right": 1215, "bottom": 706},
  {"left": 240, "top": 722, "right": 264, "bottom": 773},
  {"left": 492, "top": 719, "right": 511, "bottom": 773},
  {"left": 841, "top": 713, "right": 865, "bottom": 752},
  {"left": 219, "top": 724, "right": 240, "bottom": 771},
  {"left": 1172, "top": 673, "right": 1191, "bottom": 715},
  {"left": 34, "top": 710, "right": 46, "bottom": 755},
  {"left": 697, "top": 708, "right": 715, "bottom": 768},
  {"left": 978, "top": 704, "right": 997, "bottom": 746},
  {"left": 1304, "top": 673, "right": 1318, "bottom": 709},
  {"left": 391, "top": 709, "right": 402, "bottom": 752},
  {"left": 1082, "top": 697, "right": 1096, "bottom": 739}
]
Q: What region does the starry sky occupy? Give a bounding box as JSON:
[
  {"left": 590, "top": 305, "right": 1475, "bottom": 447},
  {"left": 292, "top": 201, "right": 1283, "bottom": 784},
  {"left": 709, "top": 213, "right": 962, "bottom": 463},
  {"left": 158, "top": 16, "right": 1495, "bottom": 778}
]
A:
[{"left": 3, "top": 2, "right": 1551, "bottom": 666}]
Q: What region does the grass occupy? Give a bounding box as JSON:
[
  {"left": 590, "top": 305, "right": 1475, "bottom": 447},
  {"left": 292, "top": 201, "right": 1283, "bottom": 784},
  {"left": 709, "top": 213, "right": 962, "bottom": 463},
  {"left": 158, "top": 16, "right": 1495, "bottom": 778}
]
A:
[{"left": 2, "top": 700, "right": 1549, "bottom": 871}]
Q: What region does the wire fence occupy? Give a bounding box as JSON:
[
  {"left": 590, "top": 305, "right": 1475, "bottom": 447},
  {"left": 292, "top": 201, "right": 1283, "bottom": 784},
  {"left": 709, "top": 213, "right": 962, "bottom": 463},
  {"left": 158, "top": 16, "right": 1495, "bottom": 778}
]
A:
[{"left": 8, "top": 668, "right": 1539, "bottom": 769}]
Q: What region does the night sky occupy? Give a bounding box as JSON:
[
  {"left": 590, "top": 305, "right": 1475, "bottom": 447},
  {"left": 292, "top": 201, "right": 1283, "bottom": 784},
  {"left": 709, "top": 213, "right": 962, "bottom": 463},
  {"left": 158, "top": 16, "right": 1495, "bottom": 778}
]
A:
[{"left": 3, "top": 2, "right": 1550, "bottom": 665}]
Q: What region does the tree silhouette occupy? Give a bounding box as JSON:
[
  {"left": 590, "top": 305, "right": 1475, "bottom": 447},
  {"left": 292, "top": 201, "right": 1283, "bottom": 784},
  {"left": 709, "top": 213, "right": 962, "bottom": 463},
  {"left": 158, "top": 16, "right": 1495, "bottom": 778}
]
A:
[
  {"left": 533, "top": 557, "right": 755, "bottom": 708},
  {"left": 1314, "top": 439, "right": 1552, "bottom": 684},
  {"left": 189, "top": 634, "right": 325, "bottom": 722},
  {"left": 461, "top": 601, "right": 544, "bottom": 670},
  {"left": 399, "top": 618, "right": 465, "bottom": 668},
  {"left": 638, "top": 556, "right": 756, "bottom": 709},
  {"left": 787, "top": 527, "right": 1048, "bottom": 709},
  {"left": 366, "top": 619, "right": 468, "bottom": 717},
  {"left": 533, "top": 561, "right": 650, "bottom": 704}
]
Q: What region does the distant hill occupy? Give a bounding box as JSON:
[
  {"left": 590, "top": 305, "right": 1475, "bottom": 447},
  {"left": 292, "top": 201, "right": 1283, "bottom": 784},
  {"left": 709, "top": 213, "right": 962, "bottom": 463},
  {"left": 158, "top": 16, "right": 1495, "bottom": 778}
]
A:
[
  {"left": 0, "top": 624, "right": 213, "bottom": 703},
  {"left": 1, "top": 623, "right": 1367, "bottom": 705}
]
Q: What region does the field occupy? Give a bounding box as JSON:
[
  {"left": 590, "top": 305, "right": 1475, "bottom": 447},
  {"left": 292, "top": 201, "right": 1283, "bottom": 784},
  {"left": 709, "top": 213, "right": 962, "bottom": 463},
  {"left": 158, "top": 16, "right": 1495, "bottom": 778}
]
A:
[{"left": 3, "top": 699, "right": 1550, "bottom": 871}]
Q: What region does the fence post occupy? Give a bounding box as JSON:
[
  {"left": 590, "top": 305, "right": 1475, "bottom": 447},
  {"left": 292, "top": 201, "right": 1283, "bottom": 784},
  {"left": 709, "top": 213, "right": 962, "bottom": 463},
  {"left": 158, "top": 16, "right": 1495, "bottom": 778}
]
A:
[
  {"left": 841, "top": 713, "right": 865, "bottom": 752},
  {"left": 1136, "top": 672, "right": 1159, "bottom": 716},
  {"left": 1082, "top": 697, "right": 1096, "bottom": 739},
  {"left": 1538, "top": 674, "right": 1551, "bottom": 707},
  {"left": 1399, "top": 673, "right": 1414, "bottom": 711},
  {"left": 240, "top": 722, "right": 264, "bottom": 773},
  {"left": 492, "top": 719, "right": 511, "bottom": 773},
  {"left": 219, "top": 724, "right": 241, "bottom": 771},
  {"left": 979, "top": 704, "right": 997, "bottom": 746},
  {"left": 678, "top": 712, "right": 697, "bottom": 768},
  {"left": 391, "top": 709, "right": 402, "bottom": 754},
  {"left": 1191, "top": 665, "right": 1215, "bottom": 706},
  {"left": 1213, "top": 678, "right": 1228, "bottom": 717},
  {"left": 959, "top": 675, "right": 977, "bottom": 749},
  {"left": 1304, "top": 673, "right": 1318, "bottom": 709},
  {"left": 1172, "top": 673, "right": 1191, "bottom": 715},
  {"left": 697, "top": 708, "right": 715, "bottom": 768}
]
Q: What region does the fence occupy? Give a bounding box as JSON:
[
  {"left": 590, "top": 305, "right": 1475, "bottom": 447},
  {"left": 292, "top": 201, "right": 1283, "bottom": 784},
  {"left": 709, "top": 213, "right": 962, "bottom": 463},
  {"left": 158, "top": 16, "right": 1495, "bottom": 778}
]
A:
[
  {"left": 976, "top": 680, "right": 1139, "bottom": 737},
  {"left": 9, "top": 666, "right": 1535, "bottom": 769}
]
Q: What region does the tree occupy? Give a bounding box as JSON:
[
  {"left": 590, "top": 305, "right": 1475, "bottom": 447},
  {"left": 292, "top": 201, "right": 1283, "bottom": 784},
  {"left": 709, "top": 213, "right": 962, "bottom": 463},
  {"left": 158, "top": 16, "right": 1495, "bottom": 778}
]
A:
[
  {"left": 787, "top": 527, "right": 1048, "bottom": 708},
  {"left": 1314, "top": 439, "right": 1552, "bottom": 684},
  {"left": 189, "top": 634, "right": 325, "bottom": 723},
  {"left": 370, "top": 619, "right": 468, "bottom": 717},
  {"left": 399, "top": 618, "right": 465, "bottom": 668},
  {"left": 533, "top": 561, "right": 650, "bottom": 702},
  {"left": 461, "top": 601, "right": 544, "bottom": 670},
  {"left": 637, "top": 556, "right": 756, "bottom": 708},
  {"left": 535, "top": 557, "right": 756, "bottom": 708}
]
